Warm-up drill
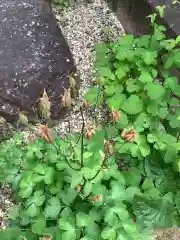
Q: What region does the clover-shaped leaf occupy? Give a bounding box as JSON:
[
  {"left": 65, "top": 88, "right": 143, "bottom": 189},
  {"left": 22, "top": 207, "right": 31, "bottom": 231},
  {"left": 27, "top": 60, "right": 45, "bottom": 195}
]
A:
[
  {"left": 44, "top": 197, "right": 61, "bottom": 219},
  {"left": 121, "top": 95, "right": 143, "bottom": 115}
]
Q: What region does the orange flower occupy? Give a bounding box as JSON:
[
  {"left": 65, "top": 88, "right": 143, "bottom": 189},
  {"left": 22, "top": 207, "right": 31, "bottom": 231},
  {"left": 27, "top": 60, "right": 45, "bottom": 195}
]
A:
[
  {"left": 92, "top": 195, "right": 100, "bottom": 201},
  {"left": 111, "top": 109, "right": 120, "bottom": 122},
  {"left": 85, "top": 125, "right": 95, "bottom": 139},
  {"left": 121, "top": 128, "right": 136, "bottom": 142},
  {"left": 37, "top": 124, "right": 53, "bottom": 144}
]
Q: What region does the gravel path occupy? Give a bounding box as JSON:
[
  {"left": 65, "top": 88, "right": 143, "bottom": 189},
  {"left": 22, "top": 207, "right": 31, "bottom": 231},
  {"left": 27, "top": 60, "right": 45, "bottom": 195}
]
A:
[{"left": 53, "top": 0, "right": 125, "bottom": 134}]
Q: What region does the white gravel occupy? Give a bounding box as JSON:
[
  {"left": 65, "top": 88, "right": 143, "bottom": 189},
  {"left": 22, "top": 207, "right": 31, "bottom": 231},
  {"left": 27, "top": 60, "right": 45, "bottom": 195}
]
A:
[{"left": 53, "top": 0, "right": 125, "bottom": 134}]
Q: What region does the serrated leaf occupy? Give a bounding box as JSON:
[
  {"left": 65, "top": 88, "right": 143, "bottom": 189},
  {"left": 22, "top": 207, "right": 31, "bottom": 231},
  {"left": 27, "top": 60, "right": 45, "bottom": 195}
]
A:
[
  {"left": 145, "top": 82, "right": 165, "bottom": 100},
  {"left": 121, "top": 95, "right": 143, "bottom": 115},
  {"left": 44, "top": 197, "right": 61, "bottom": 219}
]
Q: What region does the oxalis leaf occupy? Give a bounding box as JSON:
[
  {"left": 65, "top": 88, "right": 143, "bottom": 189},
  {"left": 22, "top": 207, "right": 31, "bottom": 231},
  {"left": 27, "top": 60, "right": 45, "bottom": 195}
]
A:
[
  {"left": 144, "top": 82, "right": 165, "bottom": 100},
  {"left": 19, "top": 175, "right": 34, "bottom": 198},
  {"left": 44, "top": 197, "right": 61, "bottom": 219},
  {"left": 58, "top": 217, "right": 75, "bottom": 231},
  {"left": 121, "top": 95, "right": 143, "bottom": 115},
  {"left": 76, "top": 212, "right": 92, "bottom": 227},
  {"left": 31, "top": 215, "right": 46, "bottom": 234},
  {"left": 26, "top": 203, "right": 40, "bottom": 218},
  {"left": 101, "top": 227, "right": 116, "bottom": 239}
]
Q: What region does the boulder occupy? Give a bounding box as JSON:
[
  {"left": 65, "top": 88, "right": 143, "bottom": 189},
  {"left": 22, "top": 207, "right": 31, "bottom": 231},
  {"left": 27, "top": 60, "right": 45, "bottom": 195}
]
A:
[{"left": 0, "top": 0, "right": 79, "bottom": 129}]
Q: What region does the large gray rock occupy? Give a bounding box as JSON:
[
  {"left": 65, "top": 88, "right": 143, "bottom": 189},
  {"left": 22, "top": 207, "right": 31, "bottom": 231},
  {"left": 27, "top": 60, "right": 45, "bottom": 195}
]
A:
[{"left": 0, "top": 0, "right": 79, "bottom": 128}]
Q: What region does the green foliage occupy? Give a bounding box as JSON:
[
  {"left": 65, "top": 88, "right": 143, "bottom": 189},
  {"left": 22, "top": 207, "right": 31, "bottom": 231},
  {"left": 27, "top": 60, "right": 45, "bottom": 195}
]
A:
[
  {"left": 0, "top": 10, "right": 180, "bottom": 240},
  {"left": 51, "top": 0, "right": 74, "bottom": 9}
]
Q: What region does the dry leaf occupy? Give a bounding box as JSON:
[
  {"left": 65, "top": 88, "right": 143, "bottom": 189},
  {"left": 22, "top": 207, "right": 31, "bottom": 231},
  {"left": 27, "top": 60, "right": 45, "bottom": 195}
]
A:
[
  {"left": 38, "top": 89, "right": 51, "bottom": 120},
  {"left": 37, "top": 124, "right": 53, "bottom": 144},
  {"left": 104, "top": 140, "right": 114, "bottom": 156},
  {"left": 40, "top": 235, "right": 52, "bottom": 240},
  {"left": 83, "top": 100, "right": 89, "bottom": 108},
  {"left": 61, "top": 88, "right": 72, "bottom": 108},
  {"left": 18, "top": 112, "right": 29, "bottom": 126},
  {"left": 85, "top": 125, "right": 95, "bottom": 139},
  {"left": 69, "top": 75, "right": 77, "bottom": 99},
  {"left": 111, "top": 109, "right": 120, "bottom": 122},
  {"left": 121, "top": 128, "right": 136, "bottom": 142}
]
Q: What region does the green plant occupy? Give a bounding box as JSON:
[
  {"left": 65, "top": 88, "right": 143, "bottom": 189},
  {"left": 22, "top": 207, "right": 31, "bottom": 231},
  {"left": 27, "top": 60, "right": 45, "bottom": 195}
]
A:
[
  {"left": 51, "top": 0, "right": 74, "bottom": 8},
  {"left": 0, "top": 8, "right": 180, "bottom": 240},
  {"left": 0, "top": 126, "right": 153, "bottom": 240}
]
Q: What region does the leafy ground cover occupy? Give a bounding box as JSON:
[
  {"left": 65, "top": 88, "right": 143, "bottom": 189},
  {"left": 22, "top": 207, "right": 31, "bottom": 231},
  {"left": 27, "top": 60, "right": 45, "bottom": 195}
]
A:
[{"left": 0, "top": 6, "right": 180, "bottom": 240}]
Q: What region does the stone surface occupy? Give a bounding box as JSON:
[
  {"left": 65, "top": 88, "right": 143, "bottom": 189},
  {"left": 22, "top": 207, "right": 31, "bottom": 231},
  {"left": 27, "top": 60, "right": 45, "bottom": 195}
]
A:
[
  {"left": 148, "top": 0, "right": 180, "bottom": 36},
  {"left": 107, "top": 0, "right": 180, "bottom": 38},
  {"left": 0, "top": 0, "right": 78, "bottom": 128}
]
